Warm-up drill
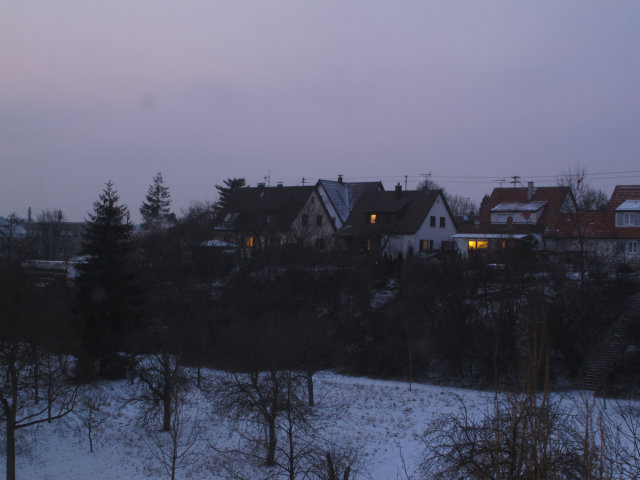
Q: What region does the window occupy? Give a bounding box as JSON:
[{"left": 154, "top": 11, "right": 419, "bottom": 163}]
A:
[
  {"left": 468, "top": 239, "right": 488, "bottom": 251},
  {"left": 628, "top": 240, "right": 639, "bottom": 254},
  {"left": 316, "top": 215, "right": 323, "bottom": 226},
  {"left": 369, "top": 214, "right": 377, "bottom": 224},
  {"left": 430, "top": 216, "right": 436, "bottom": 227},
  {"left": 301, "top": 214, "right": 308, "bottom": 227},
  {"left": 245, "top": 236, "right": 254, "bottom": 248},
  {"left": 265, "top": 215, "right": 271, "bottom": 225},
  {"left": 440, "top": 217, "right": 445, "bottom": 228},
  {"left": 420, "top": 239, "right": 433, "bottom": 251},
  {"left": 616, "top": 212, "right": 640, "bottom": 226}
]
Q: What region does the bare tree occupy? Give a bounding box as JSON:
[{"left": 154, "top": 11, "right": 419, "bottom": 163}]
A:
[
  {"left": 214, "top": 370, "right": 307, "bottom": 466},
  {"left": 36, "top": 208, "right": 65, "bottom": 259},
  {"left": 135, "top": 353, "right": 189, "bottom": 432},
  {"left": 557, "top": 165, "right": 608, "bottom": 212},
  {"left": 73, "top": 387, "right": 110, "bottom": 452},
  {"left": 146, "top": 392, "right": 202, "bottom": 480}
]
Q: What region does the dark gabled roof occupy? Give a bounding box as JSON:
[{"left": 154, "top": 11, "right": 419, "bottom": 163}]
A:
[
  {"left": 479, "top": 186, "right": 575, "bottom": 235},
  {"left": 336, "top": 189, "right": 443, "bottom": 237},
  {"left": 316, "top": 179, "right": 384, "bottom": 224},
  {"left": 216, "top": 185, "right": 315, "bottom": 233}
]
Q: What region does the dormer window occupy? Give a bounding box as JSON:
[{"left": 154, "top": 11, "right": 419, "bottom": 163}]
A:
[
  {"left": 616, "top": 212, "right": 640, "bottom": 226},
  {"left": 615, "top": 200, "right": 640, "bottom": 226},
  {"left": 369, "top": 214, "right": 377, "bottom": 224}
]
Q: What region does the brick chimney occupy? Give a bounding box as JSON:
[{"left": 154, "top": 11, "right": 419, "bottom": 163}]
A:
[{"left": 528, "top": 182, "right": 534, "bottom": 201}]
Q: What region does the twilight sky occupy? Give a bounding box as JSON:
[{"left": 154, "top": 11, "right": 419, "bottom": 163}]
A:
[{"left": 2, "top": 1, "right": 640, "bottom": 222}]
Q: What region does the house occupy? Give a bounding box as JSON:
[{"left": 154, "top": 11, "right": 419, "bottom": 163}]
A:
[
  {"left": 566, "top": 185, "right": 640, "bottom": 266},
  {"left": 315, "top": 176, "right": 384, "bottom": 230},
  {"left": 213, "top": 183, "right": 335, "bottom": 252},
  {"left": 335, "top": 184, "right": 457, "bottom": 259},
  {"left": 452, "top": 182, "right": 576, "bottom": 260}
]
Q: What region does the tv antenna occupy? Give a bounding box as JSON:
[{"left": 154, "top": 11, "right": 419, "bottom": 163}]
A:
[{"left": 509, "top": 175, "right": 522, "bottom": 188}]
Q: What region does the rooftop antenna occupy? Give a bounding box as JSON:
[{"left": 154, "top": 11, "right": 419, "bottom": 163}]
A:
[
  {"left": 493, "top": 178, "right": 506, "bottom": 187},
  {"left": 509, "top": 175, "right": 522, "bottom": 188},
  {"left": 420, "top": 172, "right": 432, "bottom": 190},
  {"left": 264, "top": 170, "right": 271, "bottom": 187},
  {"left": 301, "top": 177, "right": 306, "bottom": 186},
  {"left": 404, "top": 175, "right": 408, "bottom": 191}
]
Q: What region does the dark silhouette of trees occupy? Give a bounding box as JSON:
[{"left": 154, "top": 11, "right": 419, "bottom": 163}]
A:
[
  {"left": 76, "top": 180, "right": 137, "bottom": 379},
  {"left": 214, "top": 177, "right": 245, "bottom": 218},
  {"left": 140, "top": 172, "right": 175, "bottom": 230},
  {"left": 0, "top": 264, "right": 77, "bottom": 480},
  {"left": 35, "top": 209, "right": 66, "bottom": 259}
]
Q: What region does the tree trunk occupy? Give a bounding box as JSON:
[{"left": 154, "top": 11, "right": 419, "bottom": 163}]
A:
[
  {"left": 306, "top": 370, "right": 314, "bottom": 407},
  {"left": 162, "top": 386, "right": 172, "bottom": 432},
  {"left": 6, "top": 416, "right": 16, "bottom": 480},
  {"left": 266, "top": 414, "right": 277, "bottom": 466}
]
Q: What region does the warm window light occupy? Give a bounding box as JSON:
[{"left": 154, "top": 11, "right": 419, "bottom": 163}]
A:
[
  {"left": 245, "top": 236, "right": 254, "bottom": 248},
  {"left": 369, "top": 214, "right": 377, "bottom": 224},
  {"left": 468, "top": 239, "right": 488, "bottom": 250}
]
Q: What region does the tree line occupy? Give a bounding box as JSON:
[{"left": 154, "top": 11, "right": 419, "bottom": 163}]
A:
[{"left": 1, "top": 173, "right": 637, "bottom": 480}]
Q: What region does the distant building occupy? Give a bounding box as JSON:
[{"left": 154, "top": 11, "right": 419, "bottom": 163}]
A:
[{"left": 335, "top": 184, "right": 457, "bottom": 259}]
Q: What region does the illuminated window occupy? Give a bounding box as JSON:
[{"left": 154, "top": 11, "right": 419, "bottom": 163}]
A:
[
  {"left": 468, "top": 239, "right": 488, "bottom": 250},
  {"left": 369, "top": 214, "right": 377, "bottom": 224},
  {"left": 420, "top": 240, "right": 433, "bottom": 251},
  {"left": 367, "top": 239, "right": 372, "bottom": 251},
  {"left": 245, "top": 236, "right": 254, "bottom": 248}
]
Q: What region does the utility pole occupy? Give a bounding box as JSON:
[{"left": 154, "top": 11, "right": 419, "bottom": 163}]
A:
[
  {"left": 509, "top": 175, "right": 521, "bottom": 188},
  {"left": 301, "top": 177, "right": 306, "bottom": 186},
  {"left": 404, "top": 175, "right": 408, "bottom": 191}
]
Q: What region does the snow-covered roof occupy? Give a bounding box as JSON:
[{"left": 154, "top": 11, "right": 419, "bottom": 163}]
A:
[
  {"left": 615, "top": 200, "right": 640, "bottom": 211},
  {"left": 317, "top": 180, "right": 383, "bottom": 224},
  {"left": 491, "top": 201, "right": 547, "bottom": 212},
  {"left": 201, "top": 239, "right": 237, "bottom": 248}
]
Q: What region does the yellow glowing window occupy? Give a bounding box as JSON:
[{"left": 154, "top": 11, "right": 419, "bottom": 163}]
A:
[
  {"left": 367, "top": 239, "right": 372, "bottom": 251},
  {"left": 369, "top": 214, "right": 377, "bottom": 224},
  {"left": 245, "top": 236, "right": 254, "bottom": 248},
  {"left": 468, "top": 239, "right": 488, "bottom": 250}
]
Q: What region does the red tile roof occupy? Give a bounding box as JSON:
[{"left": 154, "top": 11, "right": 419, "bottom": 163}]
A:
[
  {"left": 478, "top": 186, "right": 575, "bottom": 236},
  {"left": 581, "top": 185, "right": 640, "bottom": 240}
]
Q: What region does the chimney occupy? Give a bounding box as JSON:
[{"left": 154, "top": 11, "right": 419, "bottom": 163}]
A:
[
  {"left": 277, "top": 182, "right": 283, "bottom": 188},
  {"left": 528, "top": 181, "right": 534, "bottom": 201},
  {"left": 395, "top": 182, "right": 402, "bottom": 197},
  {"left": 338, "top": 174, "right": 343, "bottom": 185}
]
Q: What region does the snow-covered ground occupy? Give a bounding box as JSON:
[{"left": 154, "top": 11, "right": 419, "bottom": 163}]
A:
[{"left": 1, "top": 371, "right": 626, "bottom": 479}]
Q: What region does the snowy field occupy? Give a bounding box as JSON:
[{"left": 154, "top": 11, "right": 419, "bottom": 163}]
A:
[{"left": 1, "top": 371, "right": 625, "bottom": 480}]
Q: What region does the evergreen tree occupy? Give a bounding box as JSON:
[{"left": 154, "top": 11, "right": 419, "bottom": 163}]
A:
[
  {"left": 140, "top": 172, "right": 174, "bottom": 230},
  {"left": 215, "top": 177, "right": 245, "bottom": 215},
  {"left": 76, "top": 181, "right": 137, "bottom": 378}
]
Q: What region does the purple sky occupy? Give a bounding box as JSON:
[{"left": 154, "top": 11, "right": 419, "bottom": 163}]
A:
[{"left": 2, "top": 1, "right": 640, "bottom": 222}]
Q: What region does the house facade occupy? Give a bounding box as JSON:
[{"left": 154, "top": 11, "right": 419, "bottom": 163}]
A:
[
  {"left": 452, "top": 183, "right": 576, "bottom": 260},
  {"left": 213, "top": 184, "right": 335, "bottom": 252},
  {"left": 315, "top": 177, "right": 384, "bottom": 230},
  {"left": 560, "top": 185, "right": 640, "bottom": 266},
  {"left": 335, "top": 185, "right": 457, "bottom": 259}
]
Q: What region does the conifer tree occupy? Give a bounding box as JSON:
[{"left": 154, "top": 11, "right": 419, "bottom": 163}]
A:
[
  {"left": 140, "top": 172, "right": 174, "bottom": 230},
  {"left": 76, "top": 181, "right": 137, "bottom": 378},
  {"left": 215, "top": 177, "right": 245, "bottom": 215}
]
